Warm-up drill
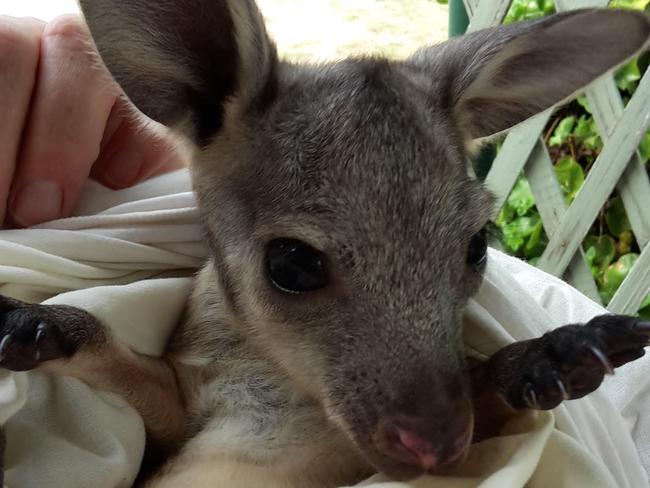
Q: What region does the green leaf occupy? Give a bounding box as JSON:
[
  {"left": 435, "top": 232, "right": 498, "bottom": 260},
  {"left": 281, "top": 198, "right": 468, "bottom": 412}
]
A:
[
  {"left": 577, "top": 95, "right": 592, "bottom": 114},
  {"left": 549, "top": 116, "right": 575, "bottom": 147},
  {"left": 640, "top": 305, "right": 650, "bottom": 321},
  {"left": 616, "top": 230, "right": 634, "bottom": 257},
  {"left": 602, "top": 253, "right": 639, "bottom": 296},
  {"left": 501, "top": 214, "right": 541, "bottom": 253},
  {"left": 639, "top": 131, "right": 650, "bottom": 163},
  {"left": 584, "top": 135, "right": 603, "bottom": 152},
  {"left": 585, "top": 245, "right": 597, "bottom": 266},
  {"left": 504, "top": 0, "right": 554, "bottom": 24},
  {"left": 541, "top": 0, "right": 555, "bottom": 14},
  {"left": 573, "top": 115, "right": 602, "bottom": 151},
  {"left": 573, "top": 115, "right": 594, "bottom": 142},
  {"left": 504, "top": 2, "right": 526, "bottom": 24},
  {"left": 639, "top": 293, "right": 650, "bottom": 320},
  {"left": 609, "top": 0, "right": 650, "bottom": 10},
  {"left": 605, "top": 196, "right": 632, "bottom": 237},
  {"left": 523, "top": 220, "right": 548, "bottom": 258},
  {"left": 555, "top": 156, "right": 584, "bottom": 203},
  {"left": 639, "top": 51, "right": 650, "bottom": 76},
  {"left": 506, "top": 177, "right": 536, "bottom": 217},
  {"left": 583, "top": 235, "right": 616, "bottom": 278},
  {"left": 639, "top": 295, "right": 650, "bottom": 321},
  {"left": 495, "top": 205, "right": 515, "bottom": 228},
  {"left": 615, "top": 59, "right": 641, "bottom": 93}
]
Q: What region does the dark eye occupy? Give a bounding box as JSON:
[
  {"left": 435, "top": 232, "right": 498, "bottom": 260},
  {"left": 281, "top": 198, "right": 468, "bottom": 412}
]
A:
[
  {"left": 467, "top": 228, "right": 488, "bottom": 267},
  {"left": 266, "top": 238, "right": 328, "bottom": 293}
]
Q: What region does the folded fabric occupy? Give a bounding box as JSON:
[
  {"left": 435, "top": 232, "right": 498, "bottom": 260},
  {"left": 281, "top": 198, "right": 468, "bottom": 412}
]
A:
[{"left": 0, "top": 170, "right": 648, "bottom": 488}]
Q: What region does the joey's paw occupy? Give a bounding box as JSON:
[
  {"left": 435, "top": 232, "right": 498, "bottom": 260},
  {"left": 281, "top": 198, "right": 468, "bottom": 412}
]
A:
[
  {"left": 489, "top": 314, "right": 650, "bottom": 410},
  {"left": 0, "top": 295, "right": 80, "bottom": 371}
]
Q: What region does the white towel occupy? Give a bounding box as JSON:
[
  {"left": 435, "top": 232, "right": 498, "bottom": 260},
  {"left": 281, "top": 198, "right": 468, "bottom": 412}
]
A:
[{"left": 0, "top": 169, "right": 648, "bottom": 488}]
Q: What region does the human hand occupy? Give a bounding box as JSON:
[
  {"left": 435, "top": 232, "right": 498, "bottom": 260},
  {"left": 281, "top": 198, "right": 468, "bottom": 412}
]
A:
[{"left": 0, "top": 14, "right": 187, "bottom": 228}]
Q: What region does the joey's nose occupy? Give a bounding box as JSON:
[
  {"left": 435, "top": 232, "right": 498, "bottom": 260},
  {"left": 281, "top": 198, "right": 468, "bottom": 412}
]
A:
[{"left": 376, "top": 414, "right": 473, "bottom": 474}]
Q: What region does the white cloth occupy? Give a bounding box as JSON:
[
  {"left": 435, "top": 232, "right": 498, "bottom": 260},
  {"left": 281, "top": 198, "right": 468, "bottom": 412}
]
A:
[{"left": 0, "top": 169, "right": 648, "bottom": 487}]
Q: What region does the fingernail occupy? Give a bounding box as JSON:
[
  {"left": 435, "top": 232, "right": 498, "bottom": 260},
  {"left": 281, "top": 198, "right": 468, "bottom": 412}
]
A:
[
  {"left": 11, "top": 181, "right": 64, "bottom": 227},
  {"left": 101, "top": 152, "right": 143, "bottom": 188}
]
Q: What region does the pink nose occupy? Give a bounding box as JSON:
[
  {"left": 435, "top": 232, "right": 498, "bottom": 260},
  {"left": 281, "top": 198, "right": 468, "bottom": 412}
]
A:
[
  {"left": 378, "top": 418, "right": 473, "bottom": 472},
  {"left": 395, "top": 427, "right": 440, "bottom": 470}
]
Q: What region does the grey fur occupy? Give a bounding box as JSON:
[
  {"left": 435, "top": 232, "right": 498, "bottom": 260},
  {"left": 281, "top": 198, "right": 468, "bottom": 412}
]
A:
[{"left": 36, "top": 1, "right": 650, "bottom": 485}]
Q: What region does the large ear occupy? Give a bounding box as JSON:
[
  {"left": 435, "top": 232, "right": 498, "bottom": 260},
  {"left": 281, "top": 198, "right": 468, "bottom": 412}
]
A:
[
  {"left": 405, "top": 9, "right": 650, "bottom": 140},
  {"left": 78, "top": 0, "right": 278, "bottom": 145}
]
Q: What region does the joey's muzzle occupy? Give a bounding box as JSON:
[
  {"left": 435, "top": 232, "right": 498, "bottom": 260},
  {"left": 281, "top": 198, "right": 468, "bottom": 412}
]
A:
[
  {"left": 373, "top": 410, "right": 473, "bottom": 477},
  {"left": 343, "top": 369, "right": 474, "bottom": 480}
]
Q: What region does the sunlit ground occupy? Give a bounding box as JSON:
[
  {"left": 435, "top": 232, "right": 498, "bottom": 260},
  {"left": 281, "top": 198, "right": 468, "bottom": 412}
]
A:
[
  {"left": 259, "top": 0, "right": 449, "bottom": 60},
  {"left": 3, "top": 0, "right": 449, "bottom": 61}
]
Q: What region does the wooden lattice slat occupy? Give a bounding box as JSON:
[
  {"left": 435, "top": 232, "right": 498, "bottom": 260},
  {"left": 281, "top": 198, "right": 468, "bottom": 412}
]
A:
[
  {"left": 537, "top": 71, "right": 650, "bottom": 279},
  {"left": 462, "top": 0, "right": 650, "bottom": 314},
  {"left": 525, "top": 142, "right": 602, "bottom": 302},
  {"left": 585, "top": 78, "right": 650, "bottom": 249},
  {"left": 556, "top": 0, "right": 609, "bottom": 9},
  {"left": 609, "top": 244, "right": 650, "bottom": 313},
  {"left": 467, "top": 0, "right": 511, "bottom": 31},
  {"left": 484, "top": 113, "right": 551, "bottom": 214}
]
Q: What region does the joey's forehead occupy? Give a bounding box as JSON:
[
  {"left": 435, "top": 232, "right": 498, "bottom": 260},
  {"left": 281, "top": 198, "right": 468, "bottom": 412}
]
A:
[
  {"left": 268, "top": 61, "right": 446, "bottom": 154},
  {"left": 253, "top": 142, "right": 486, "bottom": 229},
  {"left": 257, "top": 120, "right": 487, "bottom": 227},
  {"left": 256, "top": 168, "right": 491, "bottom": 249},
  {"left": 259, "top": 86, "right": 465, "bottom": 196},
  {"left": 244, "top": 61, "right": 493, "bottom": 235}
]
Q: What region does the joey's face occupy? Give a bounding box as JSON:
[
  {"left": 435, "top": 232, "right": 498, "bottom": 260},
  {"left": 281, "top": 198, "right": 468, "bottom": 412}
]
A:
[
  {"left": 193, "top": 59, "right": 493, "bottom": 478},
  {"left": 78, "top": 0, "right": 649, "bottom": 479}
]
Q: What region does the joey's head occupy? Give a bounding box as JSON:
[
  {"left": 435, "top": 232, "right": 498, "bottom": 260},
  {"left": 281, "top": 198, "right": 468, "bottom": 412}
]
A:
[{"left": 79, "top": 0, "right": 650, "bottom": 480}]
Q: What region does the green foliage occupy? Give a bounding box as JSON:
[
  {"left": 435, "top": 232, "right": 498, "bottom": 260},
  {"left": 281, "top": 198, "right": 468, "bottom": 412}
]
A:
[
  {"left": 640, "top": 132, "right": 650, "bottom": 163},
  {"left": 640, "top": 294, "right": 650, "bottom": 320},
  {"left": 573, "top": 115, "right": 602, "bottom": 151},
  {"left": 501, "top": 214, "right": 541, "bottom": 252},
  {"left": 554, "top": 156, "right": 584, "bottom": 204},
  {"left": 605, "top": 197, "right": 632, "bottom": 239},
  {"left": 506, "top": 177, "right": 536, "bottom": 216},
  {"left": 494, "top": 0, "right": 650, "bottom": 315},
  {"left": 504, "top": 0, "right": 555, "bottom": 24},
  {"left": 549, "top": 116, "right": 575, "bottom": 147},
  {"left": 609, "top": 0, "right": 650, "bottom": 10},
  {"left": 584, "top": 235, "right": 616, "bottom": 275},
  {"left": 600, "top": 253, "right": 639, "bottom": 303},
  {"left": 615, "top": 60, "right": 642, "bottom": 93},
  {"left": 495, "top": 176, "right": 548, "bottom": 256}
]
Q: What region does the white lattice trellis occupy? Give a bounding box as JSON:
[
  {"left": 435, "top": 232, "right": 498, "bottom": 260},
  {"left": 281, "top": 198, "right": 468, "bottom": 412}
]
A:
[{"left": 462, "top": 0, "right": 650, "bottom": 314}]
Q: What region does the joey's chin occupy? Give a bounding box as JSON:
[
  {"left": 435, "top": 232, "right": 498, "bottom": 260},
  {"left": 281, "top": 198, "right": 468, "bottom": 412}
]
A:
[
  {"left": 365, "top": 452, "right": 427, "bottom": 481},
  {"left": 331, "top": 422, "right": 450, "bottom": 483},
  {"left": 331, "top": 407, "right": 473, "bottom": 483},
  {"left": 361, "top": 440, "right": 470, "bottom": 482}
]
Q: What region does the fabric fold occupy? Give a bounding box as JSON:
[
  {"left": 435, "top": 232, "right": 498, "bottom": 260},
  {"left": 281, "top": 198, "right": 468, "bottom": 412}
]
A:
[{"left": 0, "top": 169, "right": 647, "bottom": 487}]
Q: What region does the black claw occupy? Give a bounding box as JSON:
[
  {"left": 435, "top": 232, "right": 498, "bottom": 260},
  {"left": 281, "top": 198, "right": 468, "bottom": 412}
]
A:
[
  {"left": 0, "top": 334, "right": 12, "bottom": 362},
  {"left": 556, "top": 378, "right": 570, "bottom": 401},
  {"left": 34, "top": 323, "right": 47, "bottom": 361},
  {"left": 523, "top": 383, "right": 540, "bottom": 409},
  {"left": 588, "top": 345, "right": 614, "bottom": 375}
]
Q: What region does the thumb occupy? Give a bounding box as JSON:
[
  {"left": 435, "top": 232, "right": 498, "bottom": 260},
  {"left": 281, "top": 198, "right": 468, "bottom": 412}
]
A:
[{"left": 90, "top": 98, "right": 188, "bottom": 190}]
